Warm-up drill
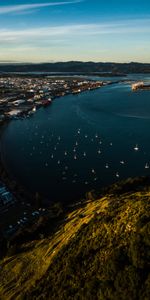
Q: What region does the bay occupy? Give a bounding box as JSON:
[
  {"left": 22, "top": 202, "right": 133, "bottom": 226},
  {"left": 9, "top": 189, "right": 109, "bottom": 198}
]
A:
[{"left": 1, "top": 75, "right": 150, "bottom": 203}]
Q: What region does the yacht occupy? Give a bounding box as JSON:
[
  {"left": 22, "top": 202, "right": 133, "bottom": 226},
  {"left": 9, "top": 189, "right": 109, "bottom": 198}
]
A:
[
  {"left": 134, "top": 144, "right": 139, "bottom": 151},
  {"left": 145, "top": 163, "right": 149, "bottom": 169},
  {"left": 32, "top": 106, "right": 36, "bottom": 112}
]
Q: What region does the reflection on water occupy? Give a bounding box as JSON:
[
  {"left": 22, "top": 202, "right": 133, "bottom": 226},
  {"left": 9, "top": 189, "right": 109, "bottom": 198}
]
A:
[{"left": 1, "top": 75, "right": 150, "bottom": 203}]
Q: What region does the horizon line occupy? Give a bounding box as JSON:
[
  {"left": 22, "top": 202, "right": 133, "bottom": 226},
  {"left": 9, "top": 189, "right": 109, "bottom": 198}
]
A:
[{"left": 0, "top": 60, "right": 150, "bottom": 65}]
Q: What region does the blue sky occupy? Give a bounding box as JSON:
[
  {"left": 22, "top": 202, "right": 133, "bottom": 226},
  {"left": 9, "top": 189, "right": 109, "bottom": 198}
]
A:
[{"left": 0, "top": 0, "right": 150, "bottom": 63}]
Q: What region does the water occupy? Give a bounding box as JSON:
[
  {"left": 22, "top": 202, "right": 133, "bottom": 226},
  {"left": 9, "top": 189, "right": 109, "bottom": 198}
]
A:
[{"left": 1, "top": 75, "right": 150, "bottom": 203}]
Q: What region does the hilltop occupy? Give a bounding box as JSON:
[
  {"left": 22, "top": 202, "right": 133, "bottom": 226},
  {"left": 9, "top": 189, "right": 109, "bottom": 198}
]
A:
[
  {"left": 0, "top": 177, "right": 150, "bottom": 300},
  {"left": 0, "top": 61, "right": 150, "bottom": 74}
]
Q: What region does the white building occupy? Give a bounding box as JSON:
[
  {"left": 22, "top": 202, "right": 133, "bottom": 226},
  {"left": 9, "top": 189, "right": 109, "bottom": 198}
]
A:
[{"left": 132, "top": 82, "right": 144, "bottom": 91}]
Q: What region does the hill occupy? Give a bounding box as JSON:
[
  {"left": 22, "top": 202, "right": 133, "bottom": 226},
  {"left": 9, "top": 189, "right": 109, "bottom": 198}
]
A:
[
  {"left": 0, "top": 177, "right": 150, "bottom": 300},
  {"left": 0, "top": 61, "right": 150, "bottom": 74}
]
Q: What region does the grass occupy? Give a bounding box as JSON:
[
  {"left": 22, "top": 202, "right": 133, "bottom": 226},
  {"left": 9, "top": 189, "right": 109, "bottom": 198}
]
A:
[{"left": 0, "top": 177, "right": 150, "bottom": 300}]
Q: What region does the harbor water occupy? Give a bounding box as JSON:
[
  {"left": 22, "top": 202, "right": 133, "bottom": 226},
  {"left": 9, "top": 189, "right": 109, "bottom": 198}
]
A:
[{"left": 1, "top": 75, "right": 150, "bottom": 203}]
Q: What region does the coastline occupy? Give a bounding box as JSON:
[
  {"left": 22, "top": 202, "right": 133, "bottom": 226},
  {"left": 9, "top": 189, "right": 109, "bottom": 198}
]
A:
[
  {"left": 0, "top": 74, "right": 149, "bottom": 240},
  {"left": 0, "top": 78, "right": 107, "bottom": 239},
  {"left": 0, "top": 75, "right": 128, "bottom": 192}
]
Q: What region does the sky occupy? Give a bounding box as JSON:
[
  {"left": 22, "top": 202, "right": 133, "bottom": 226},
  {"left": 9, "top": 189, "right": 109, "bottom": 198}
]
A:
[{"left": 0, "top": 0, "right": 150, "bottom": 63}]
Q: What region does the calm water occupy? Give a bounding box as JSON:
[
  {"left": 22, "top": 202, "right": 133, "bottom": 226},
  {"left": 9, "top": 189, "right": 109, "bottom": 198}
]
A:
[{"left": 1, "top": 75, "right": 150, "bottom": 203}]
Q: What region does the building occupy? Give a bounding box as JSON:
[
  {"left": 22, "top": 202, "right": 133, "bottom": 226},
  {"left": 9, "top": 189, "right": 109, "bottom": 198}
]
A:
[{"left": 131, "top": 82, "right": 144, "bottom": 91}]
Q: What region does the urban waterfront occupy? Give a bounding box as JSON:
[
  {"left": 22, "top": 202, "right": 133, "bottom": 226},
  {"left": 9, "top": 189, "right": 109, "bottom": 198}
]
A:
[{"left": 1, "top": 75, "right": 150, "bottom": 203}]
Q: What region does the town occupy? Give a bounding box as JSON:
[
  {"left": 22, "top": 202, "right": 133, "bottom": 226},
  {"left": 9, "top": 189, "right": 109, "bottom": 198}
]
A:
[
  {"left": 0, "top": 76, "right": 107, "bottom": 124},
  {"left": 0, "top": 75, "right": 109, "bottom": 241}
]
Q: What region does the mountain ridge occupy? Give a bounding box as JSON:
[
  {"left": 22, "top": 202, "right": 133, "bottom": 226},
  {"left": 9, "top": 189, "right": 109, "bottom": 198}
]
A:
[{"left": 0, "top": 62, "right": 150, "bottom": 73}]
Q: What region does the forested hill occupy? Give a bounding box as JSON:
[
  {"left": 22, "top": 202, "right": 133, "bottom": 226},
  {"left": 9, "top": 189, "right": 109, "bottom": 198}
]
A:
[
  {"left": 0, "top": 61, "right": 150, "bottom": 73},
  {"left": 0, "top": 177, "right": 150, "bottom": 300}
]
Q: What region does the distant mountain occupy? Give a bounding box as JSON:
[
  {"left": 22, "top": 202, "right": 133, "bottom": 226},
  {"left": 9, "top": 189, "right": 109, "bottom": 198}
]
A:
[
  {"left": 0, "top": 177, "right": 150, "bottom": 300},
  {"left": 0, "top": 61, "right": 150, "bottom": 73}
]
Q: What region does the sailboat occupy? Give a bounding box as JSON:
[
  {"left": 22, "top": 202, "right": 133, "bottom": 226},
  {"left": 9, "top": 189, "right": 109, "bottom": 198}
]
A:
[
  {"left": 134, "top": 144, "right": 139, "bottom": 151},
  {"left": 145, "top": 163, "right": 149, "bottom": 169}
]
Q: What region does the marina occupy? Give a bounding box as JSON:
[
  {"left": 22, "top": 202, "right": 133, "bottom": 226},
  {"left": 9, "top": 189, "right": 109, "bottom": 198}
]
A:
[
  {"left": 0, "top": 76, "right": 106, "bottom": 123},
  {"left": 1, "top": 74, "right": 150, "bottom": 204}
]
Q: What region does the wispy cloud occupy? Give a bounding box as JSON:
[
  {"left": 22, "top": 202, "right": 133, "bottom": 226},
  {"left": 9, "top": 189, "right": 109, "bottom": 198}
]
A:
[
  {"left": 0, "top": 19, "right": 150, "bottom": 43},
  {"left": 0, "top": 1, "right": 83, "bottom": 15}
]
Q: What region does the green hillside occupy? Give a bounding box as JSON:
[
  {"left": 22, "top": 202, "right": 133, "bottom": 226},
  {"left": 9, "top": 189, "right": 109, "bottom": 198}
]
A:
[{"left": 0, "top": 177, "right": 150, "bottom": 300}]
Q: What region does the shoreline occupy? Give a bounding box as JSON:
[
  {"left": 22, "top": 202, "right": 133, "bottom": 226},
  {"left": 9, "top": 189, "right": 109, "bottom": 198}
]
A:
[
  {"left": 0, "top": 75, "right": 149, "bottom": 240},
  {"left": 0, "top": 76, "right": 109, "bottom": 122},
  {"left": 0, "top": 76, "right": 132, "bottom": 124},
  {"left": 0, "top": 77, "right": 108, "bottom": 239}
]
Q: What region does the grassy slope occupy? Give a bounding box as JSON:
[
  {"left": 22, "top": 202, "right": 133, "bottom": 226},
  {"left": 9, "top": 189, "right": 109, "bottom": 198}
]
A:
[{"left": 0, "top": 178, "right": 150, "bottom": 300}]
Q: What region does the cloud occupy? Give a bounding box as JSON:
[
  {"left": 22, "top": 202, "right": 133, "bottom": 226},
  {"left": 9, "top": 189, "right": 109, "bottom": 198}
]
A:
[
  {"left": 0, "top": 17, "right": 149, "bottom": 63},
  {"left": 0, "top": 19, "right": 150, "bottom": 44},
  {"left": 0, "top": 1, "right": 83, "bottom": 15}
]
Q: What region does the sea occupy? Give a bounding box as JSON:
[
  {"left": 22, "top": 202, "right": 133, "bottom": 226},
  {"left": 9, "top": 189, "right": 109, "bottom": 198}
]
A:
[{"left": 1, "top": 74, "right": 150, "bottom": 203}]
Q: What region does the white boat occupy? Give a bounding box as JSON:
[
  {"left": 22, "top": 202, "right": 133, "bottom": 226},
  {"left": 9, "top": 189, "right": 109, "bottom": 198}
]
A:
[
  {"left": 32, "top": 106, "right": 36, "bottom": 112},
  {"left": 94, "top": 177, "right": 98, "bottom": 181},
  {"left": 134, "top": 144, "right": 139, "bottom": 151},
  {"left": 145, "top": 163, "right": 149, "bottom": 169}
]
